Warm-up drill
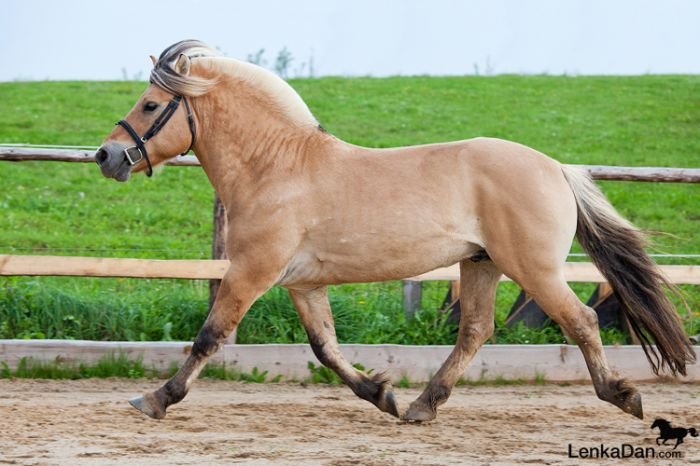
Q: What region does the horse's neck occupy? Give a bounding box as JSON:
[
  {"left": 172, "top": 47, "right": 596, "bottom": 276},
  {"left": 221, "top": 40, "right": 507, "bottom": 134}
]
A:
[
  {"left": 189, "top": 75, "right": 356, "bottom": 209},
  {"left": 193, "top": 112, "right": 340, "bottom": 210}
]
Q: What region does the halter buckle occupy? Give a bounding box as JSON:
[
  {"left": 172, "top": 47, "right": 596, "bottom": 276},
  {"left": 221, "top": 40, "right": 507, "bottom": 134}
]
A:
[{"left": 124, "top": 146, "right": 144, "bottom": 165}]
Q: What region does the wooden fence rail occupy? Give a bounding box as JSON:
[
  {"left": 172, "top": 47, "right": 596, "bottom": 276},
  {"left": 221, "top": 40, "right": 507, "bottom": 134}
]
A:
[
  {"left": 1, "top": 254, "right": 699, "bottom": 284},
  {"left": 0, "top": 146, "right": 199, "bottom": 166},
  {"left": 1, "top": 146, "right": 700, "bottom": 182}
]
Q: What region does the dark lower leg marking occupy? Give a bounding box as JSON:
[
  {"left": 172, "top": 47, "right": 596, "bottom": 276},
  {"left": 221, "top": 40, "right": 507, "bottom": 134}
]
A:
[
  {"left": 191, "top": 324, "right": 224, "bottom": 358},
  {"left": 308, "top": 332, "right": 398, "bottom": 417},
  {"left": 308, "top": 335, "right": 331, "bottom": 367},
  {"left": 129, "top": 359, "right": 205, "bottom": 420},
  {"left": 130, "top": 325, "right": 228, "bottom": 419}
]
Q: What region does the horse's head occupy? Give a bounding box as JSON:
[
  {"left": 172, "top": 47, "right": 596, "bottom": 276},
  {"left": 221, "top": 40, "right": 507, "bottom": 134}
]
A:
[
  {"left": 95, "top": 40, "right": 216, "bottom": 181},
  {"left": 651, "top": 418, "right": 670, "bottom": 430}
]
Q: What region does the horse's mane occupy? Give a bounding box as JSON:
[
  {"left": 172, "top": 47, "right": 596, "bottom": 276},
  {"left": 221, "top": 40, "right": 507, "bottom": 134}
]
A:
[
  {"left": 151, "top": 40, "right": 317, "bottom": 127},
  {"left": 150, "top": 40, "right": 220, "bottom": 97}
]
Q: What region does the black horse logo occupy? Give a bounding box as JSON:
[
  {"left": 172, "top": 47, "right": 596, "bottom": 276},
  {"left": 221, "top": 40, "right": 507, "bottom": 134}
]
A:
[{"left": 651, "top": 418, "right": 698, "bottom": 450}]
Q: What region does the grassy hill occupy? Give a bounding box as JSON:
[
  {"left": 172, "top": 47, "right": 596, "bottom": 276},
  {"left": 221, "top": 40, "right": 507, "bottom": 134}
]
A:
[{"left": 0, "top": 76, "right": 698, "bottom": 343}]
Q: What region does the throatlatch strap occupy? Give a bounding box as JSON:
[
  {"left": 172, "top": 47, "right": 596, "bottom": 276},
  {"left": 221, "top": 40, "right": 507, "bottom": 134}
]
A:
[{"left": 182, "top": 96, "right": 196, "bottom": 154}]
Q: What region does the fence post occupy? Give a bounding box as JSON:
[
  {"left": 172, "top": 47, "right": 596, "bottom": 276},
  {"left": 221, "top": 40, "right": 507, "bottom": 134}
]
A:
[
  {"left": 402, "top": 280, "right": 422, "bottom": 318},
  {"left": 209, "top": 195, "right": 235, "bottom": 343}
]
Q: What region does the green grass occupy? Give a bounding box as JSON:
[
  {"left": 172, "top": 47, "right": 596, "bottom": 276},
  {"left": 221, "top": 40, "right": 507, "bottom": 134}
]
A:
[
  {"left": 0, "top": 76, "right": 698, "bottom": 344},
  {"left": 1, "top": 354, "right": 280, "bottom": 383},
  {"left": 2, "top": 353, "right": 149, "bottom": 379}
]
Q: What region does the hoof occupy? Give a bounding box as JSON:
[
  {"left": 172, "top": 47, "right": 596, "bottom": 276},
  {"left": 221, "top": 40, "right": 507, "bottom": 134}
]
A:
[
  {"left": 621, "top": 390, "right": 644, "bottom": 420},
  {"left": 401, "top": 399, "right": 436, "bottom": 423},
  {"left": 378, "top": 387, "right": 400, "bottom": 418},
  {"left": 129, "top": 392, "right": 166, "bottom": 420},
  {"left": 599, "top": 379, "right": 644, "bottom": 420},
  {"left": 356, "top": 372, "right": 400, "bottom": 418}
]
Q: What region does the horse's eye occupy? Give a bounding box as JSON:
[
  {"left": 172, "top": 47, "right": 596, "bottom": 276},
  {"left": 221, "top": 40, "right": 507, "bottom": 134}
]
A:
[{"left": 143, "top": 101, "right": 159, "bottom": 112}]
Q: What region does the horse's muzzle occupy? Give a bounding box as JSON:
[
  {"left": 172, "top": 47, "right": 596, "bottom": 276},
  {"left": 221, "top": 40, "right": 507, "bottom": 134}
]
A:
[{"left": 95, "top": 142, "right": 132, "bottom": 182}]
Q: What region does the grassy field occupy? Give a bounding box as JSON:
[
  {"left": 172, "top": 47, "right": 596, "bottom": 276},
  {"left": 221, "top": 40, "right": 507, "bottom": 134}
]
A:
[{"left": 0, "top": 76, "right": 698, "bottom": 344}]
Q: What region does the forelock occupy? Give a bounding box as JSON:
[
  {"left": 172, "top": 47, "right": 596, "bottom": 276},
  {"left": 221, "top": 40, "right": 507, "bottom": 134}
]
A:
[{"left": 149, "top": 40, "right": 220, "bottom": 97}]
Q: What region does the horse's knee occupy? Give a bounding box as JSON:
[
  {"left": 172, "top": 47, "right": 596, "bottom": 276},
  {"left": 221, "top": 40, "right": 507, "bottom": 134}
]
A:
[{"left": 191, "top": 325, "right": 224, "bottom": 358}]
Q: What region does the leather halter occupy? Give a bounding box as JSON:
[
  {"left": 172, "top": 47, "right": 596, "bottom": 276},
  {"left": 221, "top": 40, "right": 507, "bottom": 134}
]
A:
[{"left": 116, "top": 93, "right": 196, "bottom": 177}]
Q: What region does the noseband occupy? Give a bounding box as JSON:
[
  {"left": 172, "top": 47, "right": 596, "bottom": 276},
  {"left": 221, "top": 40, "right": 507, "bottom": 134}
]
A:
[{"left": 116, "top": 94, "right": 196, "bottom": 177}]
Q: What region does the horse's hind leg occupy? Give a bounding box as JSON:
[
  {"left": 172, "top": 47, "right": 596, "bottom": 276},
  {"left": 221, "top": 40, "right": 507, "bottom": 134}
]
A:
[
  {"left": 403, "top": 259, "right": 501, "bottom": 422},
  {"left": 524, "top": 274, "right": 643, "bottom": 418},
  {"left": 288, "top": 286, "right": 399, "bottom": 417}
]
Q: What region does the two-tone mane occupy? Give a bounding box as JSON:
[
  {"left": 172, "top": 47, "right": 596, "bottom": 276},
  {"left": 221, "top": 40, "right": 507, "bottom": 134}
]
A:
[{"left": 151, "top": 40, "right": 318, "bottom": 127}]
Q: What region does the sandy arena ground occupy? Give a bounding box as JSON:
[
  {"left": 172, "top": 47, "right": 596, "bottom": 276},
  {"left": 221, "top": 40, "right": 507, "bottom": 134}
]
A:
[{"left": 0, "top": 379, "right": 698, "bottom": 465}]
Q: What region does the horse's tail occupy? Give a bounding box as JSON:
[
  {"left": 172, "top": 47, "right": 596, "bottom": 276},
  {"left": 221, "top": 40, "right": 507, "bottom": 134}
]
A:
[
  {"left": 690, "top": 428, "right": 699, "bottom": 437},
  {"left": 561, "top": 165, "right": 696, "bottom": 376}
]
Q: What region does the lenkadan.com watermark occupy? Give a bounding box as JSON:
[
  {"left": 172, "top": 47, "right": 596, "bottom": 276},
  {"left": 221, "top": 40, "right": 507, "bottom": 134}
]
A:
[
  {"left": 567, "top": 417, "right": 697, "bottom": 461},
  {"left": 567, "top": 443, "right": 683, "bottom": 460}
]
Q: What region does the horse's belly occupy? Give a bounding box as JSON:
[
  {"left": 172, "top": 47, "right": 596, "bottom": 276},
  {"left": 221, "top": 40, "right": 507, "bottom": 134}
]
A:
[{"left": 278, "top": 229, "right": 482, "bottom": 287}]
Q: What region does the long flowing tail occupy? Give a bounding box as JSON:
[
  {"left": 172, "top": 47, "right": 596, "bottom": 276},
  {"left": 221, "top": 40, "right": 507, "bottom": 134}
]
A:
[{"left": 561, "top": 165, "right": 695, "bottom": 376}]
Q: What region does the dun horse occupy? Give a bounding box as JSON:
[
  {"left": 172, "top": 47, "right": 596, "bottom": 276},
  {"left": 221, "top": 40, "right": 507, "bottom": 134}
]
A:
[{"left": 96, "top": 40, "right": 694, "bottom": 422}]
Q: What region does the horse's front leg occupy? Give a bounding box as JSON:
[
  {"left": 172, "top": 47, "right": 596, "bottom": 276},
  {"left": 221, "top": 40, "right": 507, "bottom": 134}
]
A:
[
  {"left": 288, "top": 286, "right": 399, "bottom": 417},
  {"left": 129, "top": 262, "right": 277, "bottom": 419},
  {"left": 403, "top": 259, "right": 501, "bottom": 422}
]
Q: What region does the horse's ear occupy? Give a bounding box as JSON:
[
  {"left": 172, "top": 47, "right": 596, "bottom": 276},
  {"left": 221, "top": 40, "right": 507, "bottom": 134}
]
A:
[
  {"left": 149, "top": 55, "right": 158, "bottom": 66},
  {"left": 174, "top": 53, "right": 191, "bottom": 76}
]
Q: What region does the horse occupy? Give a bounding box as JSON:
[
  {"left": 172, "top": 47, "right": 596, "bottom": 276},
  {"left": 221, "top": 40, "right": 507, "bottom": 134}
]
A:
[
  {"left": 95, "top": 40, "right": 695, "bottom": 422},
  {"left": 651, "top": 418, "right": 698, "bottom": 449}
]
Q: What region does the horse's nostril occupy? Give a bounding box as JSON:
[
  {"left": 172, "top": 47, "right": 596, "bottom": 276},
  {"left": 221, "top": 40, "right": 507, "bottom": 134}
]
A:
[{"left": 95, "top": 148, "right": 108, "bottom": 165}]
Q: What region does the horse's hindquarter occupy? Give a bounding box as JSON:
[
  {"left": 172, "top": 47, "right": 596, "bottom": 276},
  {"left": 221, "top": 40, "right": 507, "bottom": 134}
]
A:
[
  {"left": 466, "top": 138, "right": 578, "bottom": 273},
  {"left": 279, "top": 139, "right": 489, "bottom": 286}
]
